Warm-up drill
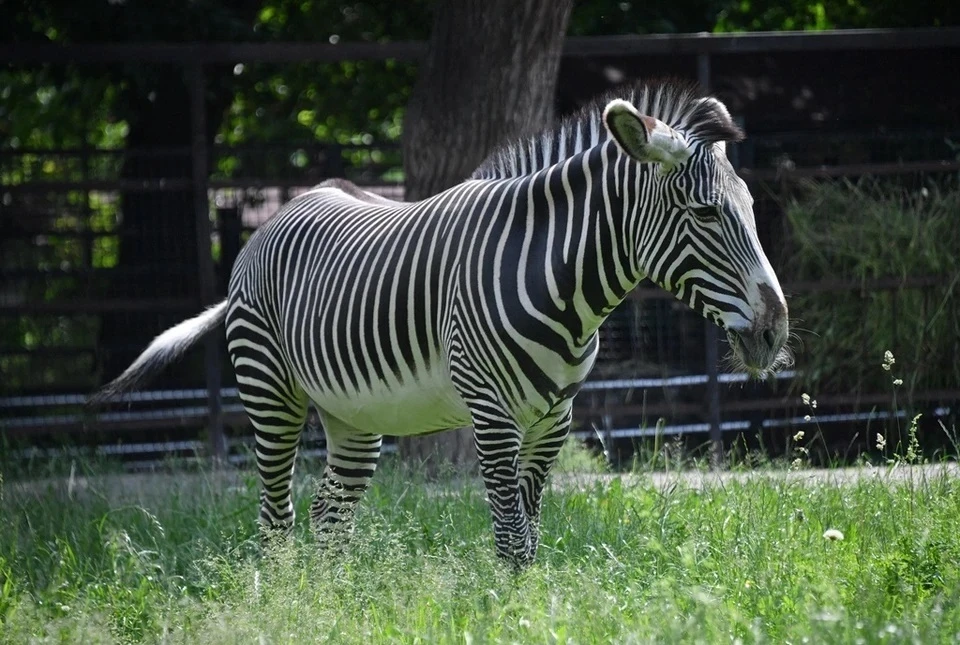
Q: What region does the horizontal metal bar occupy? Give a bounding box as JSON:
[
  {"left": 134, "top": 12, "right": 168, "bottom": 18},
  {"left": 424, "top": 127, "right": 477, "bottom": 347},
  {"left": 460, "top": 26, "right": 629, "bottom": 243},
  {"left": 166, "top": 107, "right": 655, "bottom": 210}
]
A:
[
  {"left": 0, "top": 142, "right": 399, "bottom": 157},
  {"left": 1, "top": 178, "right": 194, "bottom": 194},
  {"left": 0, "top": 41, "right": 426, "bottom": 65},
  {"left": 563, "top": 28, "right": 960, "bottom": 57},
  {"left": 0, "top": 403, "right": 248, "bottom": 430},
  {"left": 723, "top": 389, "right": 960, "bottom": 413},
  {"left": 574, "top": 419, "right": 753, "bottom": 441},
  {"left": 1, "top": 177, "right": 400, "bottom": 193},
  {"left": 628, "top": 275, "right": 950, "bottom": 304},
  {"left": 2, "top": 130, "right": 952, "bottom": 160},
  {"left": 1, "top": 266, "right": 199, "bottom": 278},
  {"left": 0, "top": 298, "right": 199, "bottom": 315},
  {"left": 580, "top": 369, "right": 798, "bottom": 392},
  {"left": 1, "top": 29, "right": 956, "bottom": 65},
  {"left": 205, "top": 177, "right": 399, "bottom": 190},
  {"left": 784, "top": 275, "right": 949, "bottom": 293},
  {"left": 761, "top": 406, "right": 952, "bottom": 429},
  {"left": 1, "top": 162, "right": 953, "bottom": 200},
  {"left": 576, "top": 406, "right": 954, "bottom": 441},
  {"left": 4, "top": 372, "right": 800, "bottom": 409},
  {"left": 1, "top": 387, "right": 237, "bottom": 408},
  {"left": 740, "top": 159, "right": 960, "bottom": 181}
]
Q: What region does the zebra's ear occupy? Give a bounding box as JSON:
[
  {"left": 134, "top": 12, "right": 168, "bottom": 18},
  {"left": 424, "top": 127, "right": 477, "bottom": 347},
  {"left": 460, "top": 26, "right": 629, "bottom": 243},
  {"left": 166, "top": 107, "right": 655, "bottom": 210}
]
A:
[{"left": 602, "top": 99, "right": 692, "bottom": 170}]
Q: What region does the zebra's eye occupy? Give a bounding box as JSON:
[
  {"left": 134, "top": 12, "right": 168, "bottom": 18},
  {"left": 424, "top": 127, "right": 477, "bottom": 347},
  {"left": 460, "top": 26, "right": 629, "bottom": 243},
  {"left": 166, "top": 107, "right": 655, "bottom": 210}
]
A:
[{"left": 690, "top": 205, "right": 719, "bottom": 222}]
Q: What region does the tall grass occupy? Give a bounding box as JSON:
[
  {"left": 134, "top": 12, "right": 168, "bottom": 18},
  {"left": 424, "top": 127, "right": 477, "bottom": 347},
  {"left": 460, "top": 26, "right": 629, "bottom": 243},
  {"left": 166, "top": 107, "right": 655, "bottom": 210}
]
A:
[
  {"left": 782, "top": 178, "right": 960, "bottom": 400},
  {"left": 3, "top": 453, "right": 960, "bottom": 643}
]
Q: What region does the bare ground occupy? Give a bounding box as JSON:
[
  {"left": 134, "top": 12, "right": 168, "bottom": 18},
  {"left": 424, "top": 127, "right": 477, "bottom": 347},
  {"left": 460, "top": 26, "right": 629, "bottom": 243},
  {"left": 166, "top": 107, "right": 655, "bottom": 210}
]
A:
[{"left": 7, "top": 462, "right": 958, "bottom": 505}]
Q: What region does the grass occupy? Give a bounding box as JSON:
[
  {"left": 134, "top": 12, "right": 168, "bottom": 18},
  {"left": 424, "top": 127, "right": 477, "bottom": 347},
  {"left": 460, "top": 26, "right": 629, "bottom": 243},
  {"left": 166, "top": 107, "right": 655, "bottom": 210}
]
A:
[{"left": 2, "top": 446, "right": 960, "bottom": 644}]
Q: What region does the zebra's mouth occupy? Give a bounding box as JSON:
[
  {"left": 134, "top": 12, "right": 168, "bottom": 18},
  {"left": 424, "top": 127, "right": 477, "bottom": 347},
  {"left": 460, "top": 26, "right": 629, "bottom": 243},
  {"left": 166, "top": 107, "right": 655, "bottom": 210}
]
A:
[{"left": 725, "top": 327, "right": 793, "bottom": 378}]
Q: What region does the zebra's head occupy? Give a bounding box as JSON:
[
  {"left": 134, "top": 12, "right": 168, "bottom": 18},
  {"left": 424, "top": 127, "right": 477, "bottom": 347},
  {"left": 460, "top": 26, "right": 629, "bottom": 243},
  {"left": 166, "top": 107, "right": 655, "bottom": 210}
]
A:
[{"left": 602, "top": 95, "right": 791, "bottom": 376}]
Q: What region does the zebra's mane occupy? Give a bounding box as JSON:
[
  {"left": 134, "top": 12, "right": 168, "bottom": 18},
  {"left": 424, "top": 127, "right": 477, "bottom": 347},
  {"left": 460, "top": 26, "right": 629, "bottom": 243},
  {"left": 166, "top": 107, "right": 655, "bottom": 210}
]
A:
[{"left": 471, "top": 79, "right": 743, "bottom": 181}]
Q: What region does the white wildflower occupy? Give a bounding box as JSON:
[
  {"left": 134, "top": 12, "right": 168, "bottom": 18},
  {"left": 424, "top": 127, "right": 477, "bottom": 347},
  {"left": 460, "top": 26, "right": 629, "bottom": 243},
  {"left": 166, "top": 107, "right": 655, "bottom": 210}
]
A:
[
  {"left": 793, "top": 431, "right": 805, "bottom": 442},
  {"left": 882, "top": 350, "right": 895, "bottom": 371},
  {"left": 823, "top": 529, "right": 844, "bottom": 541}
]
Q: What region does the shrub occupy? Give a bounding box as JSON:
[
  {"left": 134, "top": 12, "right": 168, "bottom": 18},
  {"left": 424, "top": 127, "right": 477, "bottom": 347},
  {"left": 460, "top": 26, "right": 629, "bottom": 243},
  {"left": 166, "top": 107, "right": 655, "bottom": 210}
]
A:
[{"left": 781, "top": 178, "right": 960, "bottom": 400}]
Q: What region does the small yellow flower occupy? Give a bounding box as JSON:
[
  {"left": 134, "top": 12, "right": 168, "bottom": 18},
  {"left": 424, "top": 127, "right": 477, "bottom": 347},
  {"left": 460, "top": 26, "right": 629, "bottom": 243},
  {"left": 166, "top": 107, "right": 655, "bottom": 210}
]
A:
[{"left": 823, "top": 529, "right": 844, "bottom": 541}]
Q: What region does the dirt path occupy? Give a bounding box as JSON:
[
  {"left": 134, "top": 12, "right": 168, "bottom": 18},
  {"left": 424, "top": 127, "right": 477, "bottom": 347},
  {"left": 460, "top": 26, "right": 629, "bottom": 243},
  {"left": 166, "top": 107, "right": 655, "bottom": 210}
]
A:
[
  {"left": 8, "top": 462, "right": 958, "bottom": 504},
  {"left": 552, "top": 462, "right": 960, "bottom": 492}
]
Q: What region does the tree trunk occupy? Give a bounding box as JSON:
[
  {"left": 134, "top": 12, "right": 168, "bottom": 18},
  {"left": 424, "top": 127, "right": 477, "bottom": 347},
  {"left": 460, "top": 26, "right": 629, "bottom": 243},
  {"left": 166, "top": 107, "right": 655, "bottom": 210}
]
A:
[
  {"left": 99, "top": 65, "right": 201, "bottom": 388},
  {"left": 98, "top": 65, "right": 237, "bottom": 389},
  {"left": 399, "top": 0, "right": 573, "bottom": 471}
]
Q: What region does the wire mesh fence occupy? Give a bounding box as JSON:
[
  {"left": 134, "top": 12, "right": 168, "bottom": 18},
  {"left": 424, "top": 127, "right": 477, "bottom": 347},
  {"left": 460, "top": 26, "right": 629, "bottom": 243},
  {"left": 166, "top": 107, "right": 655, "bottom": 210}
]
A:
[{"left": 2, "top": 30, "right": 959, "bottom": 467}]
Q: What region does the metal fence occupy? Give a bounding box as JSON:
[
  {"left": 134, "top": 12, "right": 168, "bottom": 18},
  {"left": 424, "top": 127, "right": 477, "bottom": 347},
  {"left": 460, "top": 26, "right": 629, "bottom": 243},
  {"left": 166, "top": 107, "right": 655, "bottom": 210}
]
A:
[{"left": 2, "top": 28, "right": 960, "bottom": 467}]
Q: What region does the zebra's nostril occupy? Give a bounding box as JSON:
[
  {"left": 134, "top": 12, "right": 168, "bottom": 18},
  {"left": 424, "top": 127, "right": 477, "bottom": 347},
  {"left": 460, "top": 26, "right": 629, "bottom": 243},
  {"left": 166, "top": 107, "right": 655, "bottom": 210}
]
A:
[{"left": 762, "top": 328, "right": 776, "bottom": 349}]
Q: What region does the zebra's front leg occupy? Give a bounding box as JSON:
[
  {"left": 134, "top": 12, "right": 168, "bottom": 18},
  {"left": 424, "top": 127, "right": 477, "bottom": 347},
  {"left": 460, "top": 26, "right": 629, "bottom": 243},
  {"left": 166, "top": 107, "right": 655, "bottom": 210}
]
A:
[
  {"left": 472, "top": 414, "right": 534, "bottom": 569},
  {"left": 309, "top": 417, "right": 382, "bottom": 546},
  {"left": 519, "top": 402, "right": 573, "bottom": 560}
]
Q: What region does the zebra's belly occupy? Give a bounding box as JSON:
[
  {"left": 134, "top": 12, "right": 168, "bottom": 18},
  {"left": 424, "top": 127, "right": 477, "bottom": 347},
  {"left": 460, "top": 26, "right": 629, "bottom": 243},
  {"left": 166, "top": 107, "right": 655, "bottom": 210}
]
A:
[{"left": 306, "top": 364, "right": 473, "bottom": 437}]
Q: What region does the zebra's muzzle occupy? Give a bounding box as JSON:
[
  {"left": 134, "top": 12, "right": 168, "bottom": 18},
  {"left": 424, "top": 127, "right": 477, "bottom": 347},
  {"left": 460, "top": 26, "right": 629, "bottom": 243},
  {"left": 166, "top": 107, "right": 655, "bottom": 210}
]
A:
[{"left": 726, "top": 322, "right": 789, "bottom": 376}]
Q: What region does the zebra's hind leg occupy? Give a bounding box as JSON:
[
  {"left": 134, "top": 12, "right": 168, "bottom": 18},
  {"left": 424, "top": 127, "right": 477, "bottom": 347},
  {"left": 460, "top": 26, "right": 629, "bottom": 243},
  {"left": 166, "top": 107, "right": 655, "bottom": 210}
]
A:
[
  {"left": 519, "top": 401, "right": 573, "bottom": 561},
  {"left": 227, "top": 310, "right": 309, "bottom": 538},
  {"left": 309, "top": 415, "right": 382, "bottom": 546},
  {"left": 247, "top": 391, "right": 309, "bottom": 538},
  {"left": 244, "top": 394, "right": 309, "bottom": 538}
]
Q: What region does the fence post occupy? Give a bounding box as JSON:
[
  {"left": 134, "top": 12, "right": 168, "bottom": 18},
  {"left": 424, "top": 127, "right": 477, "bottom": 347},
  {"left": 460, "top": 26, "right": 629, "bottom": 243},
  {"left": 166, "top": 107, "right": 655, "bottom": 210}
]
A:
[
  {"left": 696, "top": 51, "right": 724, "bottom": 468},
  {"left": 188, "top": 62, "right": 226, "bottom": 463}
]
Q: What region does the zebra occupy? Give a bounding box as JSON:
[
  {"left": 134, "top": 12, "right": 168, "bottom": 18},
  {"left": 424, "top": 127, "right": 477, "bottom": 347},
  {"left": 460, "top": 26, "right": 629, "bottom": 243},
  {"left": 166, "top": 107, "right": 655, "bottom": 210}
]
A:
[{"left": 94, "top": 79, "right": 790, "bottom": 568}]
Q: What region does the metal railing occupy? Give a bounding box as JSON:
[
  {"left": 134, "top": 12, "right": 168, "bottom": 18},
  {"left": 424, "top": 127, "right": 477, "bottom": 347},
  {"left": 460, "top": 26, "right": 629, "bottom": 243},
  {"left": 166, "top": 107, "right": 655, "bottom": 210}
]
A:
[{"left": 3, "top": 28, "right": 959, "bottom": 466}]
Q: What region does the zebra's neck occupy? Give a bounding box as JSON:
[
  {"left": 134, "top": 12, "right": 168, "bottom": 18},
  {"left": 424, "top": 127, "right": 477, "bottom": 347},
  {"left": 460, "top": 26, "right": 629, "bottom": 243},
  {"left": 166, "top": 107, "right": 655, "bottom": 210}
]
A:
[{"left": 534, "top": 141, "right": 645, "bottom": 343}]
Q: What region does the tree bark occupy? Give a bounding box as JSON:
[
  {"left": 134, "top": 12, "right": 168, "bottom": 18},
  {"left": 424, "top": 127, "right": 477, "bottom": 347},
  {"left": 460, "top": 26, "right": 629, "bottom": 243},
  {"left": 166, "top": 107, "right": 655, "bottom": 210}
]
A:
[
  {"left": 399, "top": 0, "right": 574, "bottom": 471},
  {"left": 98, "top": 65, "right": 237, "bottom": 389}
]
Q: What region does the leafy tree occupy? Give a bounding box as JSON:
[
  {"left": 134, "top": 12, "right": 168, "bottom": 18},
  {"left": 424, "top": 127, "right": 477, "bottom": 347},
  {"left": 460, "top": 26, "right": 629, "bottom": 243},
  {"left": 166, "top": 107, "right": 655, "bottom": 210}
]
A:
[{"left": 714, "top": 0, "right": 960, "bottom": 31}]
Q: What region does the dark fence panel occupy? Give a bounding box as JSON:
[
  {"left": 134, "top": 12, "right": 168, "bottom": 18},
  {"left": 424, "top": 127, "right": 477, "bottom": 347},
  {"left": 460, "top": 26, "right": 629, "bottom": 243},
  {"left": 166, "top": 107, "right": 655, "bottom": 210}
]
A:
[{"left": 2, "top": 29, "right": 959, "bottom": 468}]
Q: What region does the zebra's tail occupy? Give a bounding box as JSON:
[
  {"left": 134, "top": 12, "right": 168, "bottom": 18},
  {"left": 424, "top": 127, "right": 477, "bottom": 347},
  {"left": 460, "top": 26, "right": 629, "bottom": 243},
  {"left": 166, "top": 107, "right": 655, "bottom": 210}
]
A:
[{"left": 88, "top": 300, "right": 229, "bottom": 406}]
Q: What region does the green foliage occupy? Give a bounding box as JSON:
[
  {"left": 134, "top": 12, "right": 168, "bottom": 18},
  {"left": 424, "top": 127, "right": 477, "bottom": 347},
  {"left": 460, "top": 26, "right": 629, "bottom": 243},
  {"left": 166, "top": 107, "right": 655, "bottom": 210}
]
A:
[
  {"left": 553, "top": 437, "right": 609, "bottom": 474},
  {"left": 568, "top": 0, "right": 727, "bottom": 36},
  {"left": 715, "top": 0, "right": 960, "bottom": 31},
  {"left": 215, "top": 0, "right": 432, "bottom": 156},
  {"left": 2, "top": 461, "right": 960, "bottom": 642},
  {"left": 782, "top": 179, "right": 960, "bottom": 400}
]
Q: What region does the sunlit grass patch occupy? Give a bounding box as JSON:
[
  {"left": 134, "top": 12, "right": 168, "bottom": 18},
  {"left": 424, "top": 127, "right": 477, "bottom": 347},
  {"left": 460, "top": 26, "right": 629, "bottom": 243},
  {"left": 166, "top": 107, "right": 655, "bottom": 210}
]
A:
[{"left": 3, "top": 455, "right": 960, "bottom": 643}]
